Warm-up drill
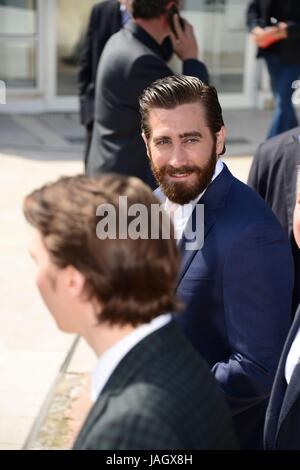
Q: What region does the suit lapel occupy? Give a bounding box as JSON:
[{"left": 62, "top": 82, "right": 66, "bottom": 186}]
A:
[
  {"left": 177, "top": 206, "right": 216, "bottom": 286},
  {"left": 283, "top": 136, "right": 300, "bottom": 234},
  {"left": 275, "top": 309, "right": 300, "bottom": 440},
  {"left": 277, "top": 361, "right": 300, "bottom": 439},
  {"left": 74, "top": 392, "right": 111, "bottom": 447},
  {"left": 264, "top": 307, "right": 300, "bottom": 448},
  {"left": 265, "top": 310, "right": 300, "bottom": 447},
  {"left": 177, "top": 164, "right": 234, "bottom": 286}
]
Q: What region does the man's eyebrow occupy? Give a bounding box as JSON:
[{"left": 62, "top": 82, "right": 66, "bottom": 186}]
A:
[
  {"left": 153, "top": 135, "right": 170, "bottom": 142},
  {"left": 179, "top": 131, "right": 202, "bottom": 139}
]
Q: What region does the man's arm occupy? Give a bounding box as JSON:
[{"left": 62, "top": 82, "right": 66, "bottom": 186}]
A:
[
  {"left": 78, "top": 5, "right": 98, "bottom": 97},
  {"left": 213, "top": 223, "right": 293, "bottom": 415},
  {"left": 246, "top": 0, "right": 263, "bottom": 31}
]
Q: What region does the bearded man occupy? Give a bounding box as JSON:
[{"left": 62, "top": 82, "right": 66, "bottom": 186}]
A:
[{"left": 139, "top": 74, "right": 294, "bottom": 450}]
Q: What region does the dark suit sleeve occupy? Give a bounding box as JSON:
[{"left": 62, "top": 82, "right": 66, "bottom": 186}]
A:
[
  {"left": 246, "top": 0, "right": 263, "bottom": 31},
  {"left": 81, "top": 413, "right": 182, "bottom": 450},
  {"left": 212, "top": 223, "right": 293, "bottom": 415},
  {"left": 78, "top": 5, "right": 98, "bottom": 97}
]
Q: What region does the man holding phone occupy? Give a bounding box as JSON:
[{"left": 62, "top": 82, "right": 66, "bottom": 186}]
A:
[{"left": 86, "top": 0, "right": 209, "bottom": 188}]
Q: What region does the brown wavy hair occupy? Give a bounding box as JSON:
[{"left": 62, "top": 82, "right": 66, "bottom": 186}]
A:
[{"left": 23, "top": 174, "right": 180, "bottom": 326}]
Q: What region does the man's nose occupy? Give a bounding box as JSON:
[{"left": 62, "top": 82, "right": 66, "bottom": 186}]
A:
[{"left": 169, "top": 144, "right": 188, "bottom": 167}]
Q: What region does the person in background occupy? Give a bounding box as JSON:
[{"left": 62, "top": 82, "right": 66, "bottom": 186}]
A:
[
  {"left": 247, "top": 0, "right": 300, "bottom": 139},
  {"left": 23, "top": 174, "right": 238, "bottom": 450},
  {"left": 78, "top": 0, "right": 173, "bottom": 168},
  {"left": 247, "top": 127, "right": 300, "bottom": 312},
  {"left": 86, "top": 0, "right": 208, "bottom": 188},
  {"left": 264, "top": 188, "right": 300, "bottom": 449},
  {"left": 78, "top": 1, "right": 131, "bottom": 166},
  {"left": 139, "top": 74, "right": 294, "bottom": 449}
]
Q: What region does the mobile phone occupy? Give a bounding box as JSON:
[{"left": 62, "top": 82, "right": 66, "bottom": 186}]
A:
[{"left": 167, "top": 4, "right": 185, "bottom": 38}]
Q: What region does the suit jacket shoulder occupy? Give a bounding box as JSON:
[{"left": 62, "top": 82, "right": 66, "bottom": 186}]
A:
[
  {"left": 247, "top": 127, "right": 300, "bottom": 234},
  {"left": 73, "top": 322, "right": 238, "bottom": 450}
]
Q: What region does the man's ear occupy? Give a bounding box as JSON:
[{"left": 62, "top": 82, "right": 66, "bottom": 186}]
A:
[
  {"left": 142, "top": 132, "right": 151, "bottom": 159},
  {"left": 63, "top": 265, "right": 86, "bottom": 298},
  {"left": 216, "top": 126, "right": 226, "bottom": 156}
]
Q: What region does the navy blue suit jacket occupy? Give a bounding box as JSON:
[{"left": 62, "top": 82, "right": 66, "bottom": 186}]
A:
[
  {"left": 155, "top": 164, "right": 294, "bottom": 449},
  {"left": 264, "top": 305, "right": 300, "bottom": 449}
]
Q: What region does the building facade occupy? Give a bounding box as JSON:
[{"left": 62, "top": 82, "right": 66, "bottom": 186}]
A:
[{"left": 0, "top": 0, "right": 268, "bottom": 113}]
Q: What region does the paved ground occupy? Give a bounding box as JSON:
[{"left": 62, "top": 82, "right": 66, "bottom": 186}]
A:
[{"left": 0, "top": 107, "right": 296, "bottom": 449}]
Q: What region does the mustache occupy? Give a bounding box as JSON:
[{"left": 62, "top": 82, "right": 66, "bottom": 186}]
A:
[{"left": 160, "top": 165, "right": 201, "bottom": 176}]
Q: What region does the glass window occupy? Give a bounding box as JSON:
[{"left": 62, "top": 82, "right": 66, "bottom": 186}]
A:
[
  {"left": 56, "top": 0, "right": 98, "bottom": 96},
  {"left": 0, "top": 0, "right": 37, "bottom": 88},
  {"left": 0, "top": 38, "right": 36, "bottom": 87},
  {"left": 183, "top": 0, "right": 248, "bottom": 94},
  {"left": 0, "top": 0, "right": 37, "bottom": 35}
]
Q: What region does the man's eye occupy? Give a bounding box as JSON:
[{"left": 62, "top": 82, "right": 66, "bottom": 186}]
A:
[
  {"left": 156, "top": 139, "right": 169, "bottom": 146},
  {"left": 184, "top": 138, "right": 199, "bottom": 144}
]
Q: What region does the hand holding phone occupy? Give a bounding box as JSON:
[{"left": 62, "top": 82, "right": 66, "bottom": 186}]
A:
[
  {"left": 167, "top": 4, "right": 185, "bottom": 38},
  {"left": 168, "top": 9, "right": 198, "bottom": 61}
]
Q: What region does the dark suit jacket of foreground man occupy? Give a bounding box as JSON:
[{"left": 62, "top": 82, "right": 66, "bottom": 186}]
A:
[
  {"left": 248, "top": 127, "right": 300, "bottom": 311},
  {"left": 86, "top": 21, "right": 208, "bottom": 188},
  {"left": 155, "top": 165, "right": 294, "bottom": 449},
  {"left": 264, "top": 304, "right": 300, "bottom": 449},
  {"left": 73, "top": 321, "right": 238, "bottom": 450}
]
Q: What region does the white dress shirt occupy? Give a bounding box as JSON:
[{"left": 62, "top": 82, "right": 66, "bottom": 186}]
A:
[
  {"left": 91, "top": 313, "right": 171, "bottom": 402},
  {"left": 164, "top": 159, "right": 224, "bottom": 241},
  {"left": 285, "top": 325, "right": 300, "bottom": 384}
]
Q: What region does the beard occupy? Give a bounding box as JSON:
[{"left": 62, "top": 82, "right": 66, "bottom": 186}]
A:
[{"left": 150, "top": 146, "right": 217, "bottom": 205}]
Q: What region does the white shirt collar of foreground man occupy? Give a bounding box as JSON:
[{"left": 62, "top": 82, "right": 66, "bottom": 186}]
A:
[{"left": 91, "top": 313, "right": 171, "bottom": 402}]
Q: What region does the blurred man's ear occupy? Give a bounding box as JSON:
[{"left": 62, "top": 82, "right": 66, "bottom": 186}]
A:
[
  {"left": 216, "top": 126, "right": 226, "bottom": 156},
  {"left": 142, "top": 133, "right": 151, "bottom": 158},
  {"left": 63, "top": 265, "right": 86, "bottom": 298}
]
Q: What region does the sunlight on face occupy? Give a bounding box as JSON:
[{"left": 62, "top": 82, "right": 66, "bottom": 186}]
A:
[{"left": 28, "top": 228, "right": 76, "bottom": 333}]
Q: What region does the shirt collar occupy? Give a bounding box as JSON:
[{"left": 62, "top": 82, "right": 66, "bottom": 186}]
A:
[
  {"left": 91, "top": 313, "right": 171, "bottom": 402},
  {"left": 125, "top": 21, "right": 166, "bottom": 58}
]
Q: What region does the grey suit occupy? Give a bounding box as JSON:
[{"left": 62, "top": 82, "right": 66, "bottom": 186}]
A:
[
  {"left": 73, "top": 321, "right": 238, "bottom": 450},
  {"left": 86, "top": 21, "right": 208, "bottom": 188},
  {"left": 247, "top": 127, "right": 300, "bottom": 313}
]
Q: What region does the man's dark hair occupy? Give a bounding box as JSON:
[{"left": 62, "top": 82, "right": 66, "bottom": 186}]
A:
[
  {"left": 130, "top": 0, "right": 173, "bottom": 19},
  {"left": 139, "top": 74, "right": 226, "bottom": 155},
  {"left": 23, "top": 174, "right": 180, "bottom": 327}
]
